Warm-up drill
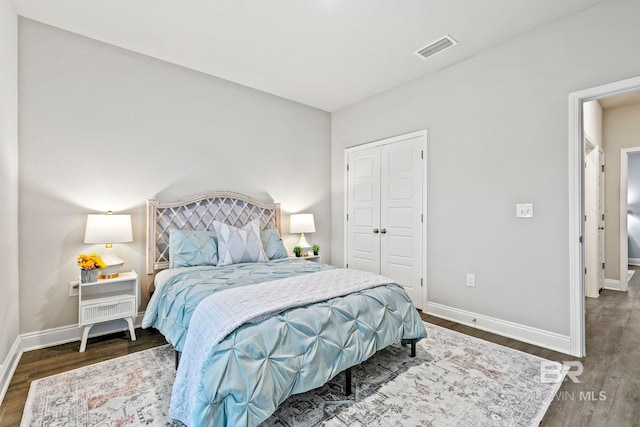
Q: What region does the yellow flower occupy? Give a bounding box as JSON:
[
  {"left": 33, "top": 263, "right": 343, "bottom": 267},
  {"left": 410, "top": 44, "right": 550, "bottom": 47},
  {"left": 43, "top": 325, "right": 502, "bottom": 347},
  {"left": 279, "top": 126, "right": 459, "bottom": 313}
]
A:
[{"left": 77, "top": 253, "right": 106, "bottom": 270}]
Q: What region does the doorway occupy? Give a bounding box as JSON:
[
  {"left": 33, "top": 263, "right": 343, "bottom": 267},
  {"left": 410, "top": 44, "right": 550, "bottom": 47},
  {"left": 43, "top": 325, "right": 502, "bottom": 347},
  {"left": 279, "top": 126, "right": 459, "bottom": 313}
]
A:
[
  {"left": 569, "top": 75, "right": 640, "bottom": 357},
  {"left": 620, "top": 148, "right": 640, "bottom": 291}
]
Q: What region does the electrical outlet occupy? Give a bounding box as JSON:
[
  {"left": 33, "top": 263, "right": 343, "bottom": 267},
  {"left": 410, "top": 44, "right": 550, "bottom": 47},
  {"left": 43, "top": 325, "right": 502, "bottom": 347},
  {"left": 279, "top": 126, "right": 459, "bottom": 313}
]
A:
[
  {"left": 466, "top": 274, "right": 476, "bottom": 288},
  {"left": 68, "top": 280, "right": 80, "bottom": 297},
  {"left": 516, "top": 203, "right": 534, "bottom": 218}
]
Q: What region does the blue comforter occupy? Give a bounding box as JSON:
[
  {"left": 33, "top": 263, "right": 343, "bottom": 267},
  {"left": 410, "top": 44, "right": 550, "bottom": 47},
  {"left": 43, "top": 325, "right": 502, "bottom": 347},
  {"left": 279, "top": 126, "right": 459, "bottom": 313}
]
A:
[
  {"left": 142, "top": 258, "right": 332, "bottom": 351},
  {"left": 142, "top": 258, "right": 427, "bottom": 426}
]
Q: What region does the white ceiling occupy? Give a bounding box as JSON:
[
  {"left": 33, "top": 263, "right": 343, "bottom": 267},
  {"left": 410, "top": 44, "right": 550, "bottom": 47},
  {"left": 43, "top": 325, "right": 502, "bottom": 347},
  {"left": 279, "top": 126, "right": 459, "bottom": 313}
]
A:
[
  {"left": 13, "top": 0, "right": 606, "bottom": 112},
  {"left": 599, "top": 91, "right": 640, "bottom": 110}
]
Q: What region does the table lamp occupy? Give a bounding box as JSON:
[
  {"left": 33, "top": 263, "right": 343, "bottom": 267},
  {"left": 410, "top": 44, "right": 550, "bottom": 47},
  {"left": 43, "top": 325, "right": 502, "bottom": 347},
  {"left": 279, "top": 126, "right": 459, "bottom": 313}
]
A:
[
  {"left": 289, "top": 213, "right": 315, "bottom": 255},
  {"left": 84, "top": 211, "right": 133, "bottom": 278}
]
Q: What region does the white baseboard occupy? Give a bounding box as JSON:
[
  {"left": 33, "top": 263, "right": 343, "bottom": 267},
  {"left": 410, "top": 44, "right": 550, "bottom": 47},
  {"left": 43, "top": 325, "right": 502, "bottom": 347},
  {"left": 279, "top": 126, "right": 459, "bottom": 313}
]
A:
[
  {"left": 0, "top": 335, "right": 22, "bottom": 406},
  {"left": 21, "top": 313, "right": 145, "bottom": 352},
  {"left": 0, "top": 312, "right": 145, "bottom": 405},
  {"left": 604, "top": 279, "right": 622, "bottom": 291},
  {"left": 425, "top": 302, "right": 572, "bottom": 355},
  {"left": 628, "top": 258, "right": 640, "bottom": 266}
]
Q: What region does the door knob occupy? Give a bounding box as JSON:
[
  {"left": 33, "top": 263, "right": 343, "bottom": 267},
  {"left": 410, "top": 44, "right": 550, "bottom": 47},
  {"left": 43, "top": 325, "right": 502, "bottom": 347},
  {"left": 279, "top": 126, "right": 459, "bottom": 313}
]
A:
[
  {"left": 380, "top": 228, "right": 387, "bottom": 234},
  {"left": 598, "top": 225, "right": 605, "bottom": 230},
  {"left": 373, "top": 228, "right": 380, "bottom": 234}
]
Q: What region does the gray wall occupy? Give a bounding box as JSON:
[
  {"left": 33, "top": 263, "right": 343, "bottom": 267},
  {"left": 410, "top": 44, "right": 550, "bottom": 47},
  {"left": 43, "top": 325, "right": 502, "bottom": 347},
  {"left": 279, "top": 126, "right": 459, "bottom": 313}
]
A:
[
  {"left": 604, "top": 103, "right": 640, "bottom": 271},
  {"left": 18, "top": 19, "right": 331, "bottom": 334},
  {"left": 627, "top": 153, "right": 640, "bottom": 260},
  {"left": 331, "top": 0, "right": 640, "bottom": 336},
  {"left": 0, "top": 0, "right": 19, "bottom": 369}
]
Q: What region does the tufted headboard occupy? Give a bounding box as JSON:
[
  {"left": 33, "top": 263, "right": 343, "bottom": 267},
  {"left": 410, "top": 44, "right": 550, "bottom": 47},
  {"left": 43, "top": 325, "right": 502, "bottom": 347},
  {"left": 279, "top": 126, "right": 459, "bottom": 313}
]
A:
[{"left": 146, "top": 191, "right": 281, "bottom": 274}]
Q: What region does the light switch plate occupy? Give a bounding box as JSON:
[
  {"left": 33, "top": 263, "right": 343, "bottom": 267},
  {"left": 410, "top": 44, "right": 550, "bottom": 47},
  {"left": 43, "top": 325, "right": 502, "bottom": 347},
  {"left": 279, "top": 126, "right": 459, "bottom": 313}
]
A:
[{"left": 516, "top": 203, "right": 534, "bottom": 218}]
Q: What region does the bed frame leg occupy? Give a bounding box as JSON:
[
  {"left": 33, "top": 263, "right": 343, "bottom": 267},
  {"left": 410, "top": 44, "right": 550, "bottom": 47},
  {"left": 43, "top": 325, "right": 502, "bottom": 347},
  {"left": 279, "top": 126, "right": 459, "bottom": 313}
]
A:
[
  {"left": 175, "top": 350, "right": 181, "bottom": 370},
  {"left": 401, "top": 338, "right": 418, "bottom": 357},
  {"left": 345, "top": 367, "right": 352, "bottom": 396}
]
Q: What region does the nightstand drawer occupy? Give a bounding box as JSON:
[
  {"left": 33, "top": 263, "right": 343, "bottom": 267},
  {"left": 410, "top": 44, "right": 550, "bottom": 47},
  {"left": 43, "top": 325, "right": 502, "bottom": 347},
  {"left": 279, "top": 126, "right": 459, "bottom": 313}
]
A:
[{"left": 80, "top": 297, "right": 136, "bottom": 325}]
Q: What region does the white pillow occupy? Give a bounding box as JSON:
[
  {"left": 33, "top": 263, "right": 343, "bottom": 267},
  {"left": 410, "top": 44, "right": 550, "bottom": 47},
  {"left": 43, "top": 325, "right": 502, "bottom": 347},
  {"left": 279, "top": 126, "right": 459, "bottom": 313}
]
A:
[{"left": 213, "top": 220, "right": 268, "bottom": 266}]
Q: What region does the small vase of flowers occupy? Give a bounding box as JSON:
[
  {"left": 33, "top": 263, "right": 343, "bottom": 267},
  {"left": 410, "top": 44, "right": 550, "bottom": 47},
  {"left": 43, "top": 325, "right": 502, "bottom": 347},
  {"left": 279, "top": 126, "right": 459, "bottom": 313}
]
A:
[
  {"left": 77, "top": 253, "right": 106, "bottom": 283},
  {"left": 311, "top": 244, "right": 320, "bottom": 256},
  {"left": 293, "top": 246, "right": 303, "bottom": 257}
]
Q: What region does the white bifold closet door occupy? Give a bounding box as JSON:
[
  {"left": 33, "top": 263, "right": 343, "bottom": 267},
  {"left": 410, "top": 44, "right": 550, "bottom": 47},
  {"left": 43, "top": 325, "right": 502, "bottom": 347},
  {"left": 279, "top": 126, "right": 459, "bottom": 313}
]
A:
[{"left": 347, "top": 135, "right": 424, "bottom": 309}]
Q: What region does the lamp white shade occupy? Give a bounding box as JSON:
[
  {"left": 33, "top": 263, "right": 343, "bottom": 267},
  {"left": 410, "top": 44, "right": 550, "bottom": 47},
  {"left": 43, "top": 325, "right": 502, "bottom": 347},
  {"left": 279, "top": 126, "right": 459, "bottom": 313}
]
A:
[
  {"left": 84, "top": 214, "right": 133, "bottom": 244},
  {"left": 289, "top": 213, "right": 316, "bottom": 234}
]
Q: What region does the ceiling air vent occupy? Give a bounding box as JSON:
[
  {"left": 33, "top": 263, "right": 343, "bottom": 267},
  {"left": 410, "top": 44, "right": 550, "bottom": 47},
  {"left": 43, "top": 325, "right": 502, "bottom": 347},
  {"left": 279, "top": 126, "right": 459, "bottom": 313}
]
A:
[{"left": 415, "top": 35, "right": 457, "bottom": 60}]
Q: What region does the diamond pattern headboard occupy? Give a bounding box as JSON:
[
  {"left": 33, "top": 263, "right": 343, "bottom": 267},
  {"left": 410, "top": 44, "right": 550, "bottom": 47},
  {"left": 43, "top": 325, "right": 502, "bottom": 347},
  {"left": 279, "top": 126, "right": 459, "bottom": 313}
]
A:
[{"left": 147, "top": 191, "right": 281, "bottom": 274}]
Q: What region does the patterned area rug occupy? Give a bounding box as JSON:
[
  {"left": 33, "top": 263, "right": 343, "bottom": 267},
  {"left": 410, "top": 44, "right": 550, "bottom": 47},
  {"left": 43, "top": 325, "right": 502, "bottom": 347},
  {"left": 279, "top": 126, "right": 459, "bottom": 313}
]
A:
[{"left": 21, "top": 323, "right": 565, "bottom": 426}]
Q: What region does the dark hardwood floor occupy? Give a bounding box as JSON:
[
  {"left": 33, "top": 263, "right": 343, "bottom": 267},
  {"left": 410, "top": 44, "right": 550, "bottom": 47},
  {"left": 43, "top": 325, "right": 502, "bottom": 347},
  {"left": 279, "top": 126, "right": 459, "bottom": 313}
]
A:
[
  {"left": 424, "top": 266, "right": 640, "bottom": 427},
  {"left": 2, "top": 270, "right": 639, "bottom": 426}
]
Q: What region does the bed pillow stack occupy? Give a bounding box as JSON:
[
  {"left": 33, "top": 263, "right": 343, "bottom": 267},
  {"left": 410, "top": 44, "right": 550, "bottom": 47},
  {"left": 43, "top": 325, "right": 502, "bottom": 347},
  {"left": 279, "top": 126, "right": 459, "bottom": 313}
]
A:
[{"left": 169, "top": 223, "right": 289, "bottom": 267}]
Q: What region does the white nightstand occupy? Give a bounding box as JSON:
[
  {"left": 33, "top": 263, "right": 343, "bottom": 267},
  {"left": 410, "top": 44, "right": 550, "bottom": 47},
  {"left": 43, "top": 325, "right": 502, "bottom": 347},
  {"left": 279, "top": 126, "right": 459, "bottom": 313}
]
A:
[{"left": 78, "top": 270, "right": 138, "bottom": 352}]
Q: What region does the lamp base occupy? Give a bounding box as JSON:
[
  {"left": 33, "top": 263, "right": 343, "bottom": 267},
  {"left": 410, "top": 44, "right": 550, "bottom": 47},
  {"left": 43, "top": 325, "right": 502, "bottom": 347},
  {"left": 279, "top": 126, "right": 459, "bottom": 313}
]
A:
[
  {"left": 99, "top": 246, "right": 125, "bottom": 279},
  {"left": 297, "top": 233, "right": 311, "bottom": 255},
  {"left": 98, "top": 261, "right": 124, "bottom": 279}
]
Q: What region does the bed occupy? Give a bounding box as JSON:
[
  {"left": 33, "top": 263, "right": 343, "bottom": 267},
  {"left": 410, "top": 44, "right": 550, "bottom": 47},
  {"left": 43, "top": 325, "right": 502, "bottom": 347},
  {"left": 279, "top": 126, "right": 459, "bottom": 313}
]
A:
[{"left": 141, "top": 191, "right": 427, "bottom": 426}]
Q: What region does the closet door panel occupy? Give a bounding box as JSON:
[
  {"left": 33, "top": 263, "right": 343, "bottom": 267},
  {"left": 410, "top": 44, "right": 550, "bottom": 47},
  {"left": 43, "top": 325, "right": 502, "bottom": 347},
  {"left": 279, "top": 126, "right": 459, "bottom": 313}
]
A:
[
  {"left": 347, "top": 147, "right": 381, "bottom": 273},
  {"left": 380, "top": 137, "right": 423, "bottom": 308}
]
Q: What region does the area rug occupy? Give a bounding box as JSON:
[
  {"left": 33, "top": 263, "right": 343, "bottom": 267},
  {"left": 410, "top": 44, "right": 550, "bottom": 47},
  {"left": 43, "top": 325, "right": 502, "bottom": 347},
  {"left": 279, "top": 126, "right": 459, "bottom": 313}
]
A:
[{"left": 21, "top": 323, "right": 566, "bottom": 426}]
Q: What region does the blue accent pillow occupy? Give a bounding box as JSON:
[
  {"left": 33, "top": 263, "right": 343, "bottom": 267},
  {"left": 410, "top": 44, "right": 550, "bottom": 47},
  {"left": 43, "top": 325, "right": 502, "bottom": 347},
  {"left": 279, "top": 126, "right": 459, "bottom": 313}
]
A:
[
  {"left": 260, "top": 228, "right": 288, "bottom": 260},
  {"left": 169, "top": 229, "right": 218, "bottom": 268}
]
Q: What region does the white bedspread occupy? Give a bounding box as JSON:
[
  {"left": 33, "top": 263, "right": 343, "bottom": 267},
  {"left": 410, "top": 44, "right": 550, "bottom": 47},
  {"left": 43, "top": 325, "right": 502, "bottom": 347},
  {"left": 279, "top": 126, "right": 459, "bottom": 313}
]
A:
[{"left": 170, "top": 267, "right": 396, "bottom": 424}]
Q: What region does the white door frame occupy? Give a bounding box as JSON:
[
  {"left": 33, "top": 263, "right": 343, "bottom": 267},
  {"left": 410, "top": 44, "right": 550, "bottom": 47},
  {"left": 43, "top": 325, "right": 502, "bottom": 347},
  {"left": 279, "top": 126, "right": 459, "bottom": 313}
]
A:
[
  {"left": 620, "top": 147, "right": 640, "bottom": 291},
  {"left": 568, "top": 75, "right": 640, "bottom": 357},
  {"left": 344, "top": 129, "right": 428, "bottom": 309}
]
